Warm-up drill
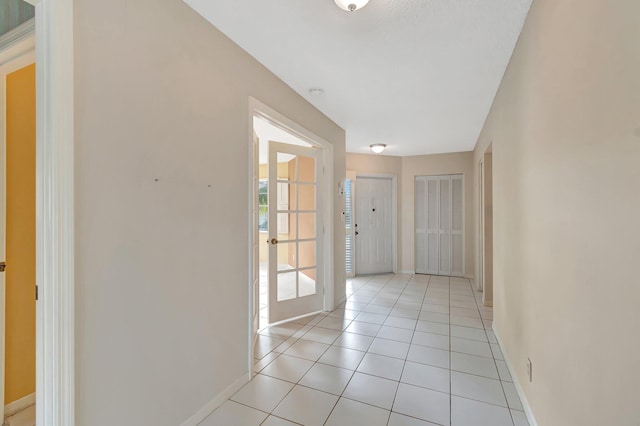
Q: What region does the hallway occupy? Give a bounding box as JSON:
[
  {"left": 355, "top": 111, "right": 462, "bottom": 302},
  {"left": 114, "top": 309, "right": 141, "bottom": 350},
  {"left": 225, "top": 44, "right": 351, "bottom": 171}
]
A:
[{"left": 202, "top": 274, "right": 528, "bottom": 425}]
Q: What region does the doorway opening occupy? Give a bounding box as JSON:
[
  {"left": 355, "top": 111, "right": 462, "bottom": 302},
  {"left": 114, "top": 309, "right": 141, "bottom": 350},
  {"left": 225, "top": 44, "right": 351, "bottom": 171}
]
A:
[
  {"left": 1, "top": 11, "right": 36, "bottom": 425},
  {"left": 248, "top": 98, "right": 335, "bottom": 373}
]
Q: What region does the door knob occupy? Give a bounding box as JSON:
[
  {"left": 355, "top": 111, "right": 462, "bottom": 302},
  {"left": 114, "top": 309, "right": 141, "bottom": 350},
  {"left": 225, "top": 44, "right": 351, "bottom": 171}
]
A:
[
  {"left": 270, "top": 238, "right": 278, "bottom": 245},
  {"left": 355, "top": 231, "right": 359, "bottom": 236},
  {"left": 0, "top": 262, "right": 5, "bottom": 272}
]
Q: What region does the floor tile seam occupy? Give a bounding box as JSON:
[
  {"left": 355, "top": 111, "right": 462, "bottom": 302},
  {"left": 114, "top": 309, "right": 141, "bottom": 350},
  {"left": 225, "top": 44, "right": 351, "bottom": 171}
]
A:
[
  {"left": 259, "top": 414, "right": 304, "bottom": 426},
  {"left": 451, "top": 393, "right": 513, "bottom": 410},
  {"left": 223, "top": 398, "right": 273, "bottom": 419},
  {"left": 325, "top": 395, "right": 394, "bottom": 423}
]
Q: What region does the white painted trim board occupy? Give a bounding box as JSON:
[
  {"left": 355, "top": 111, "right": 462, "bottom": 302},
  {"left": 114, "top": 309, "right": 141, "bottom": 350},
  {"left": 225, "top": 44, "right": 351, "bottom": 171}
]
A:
[
  {"left": 180, "top": 373, "right": 251, "bottom": 426},
  {"left": 4, "top": 392, "right": 35, "bottom": 417}
]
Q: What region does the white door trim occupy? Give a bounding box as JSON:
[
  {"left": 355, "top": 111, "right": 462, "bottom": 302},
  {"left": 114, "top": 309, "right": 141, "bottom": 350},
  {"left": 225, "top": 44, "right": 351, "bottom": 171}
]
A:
[
  {"left": 354, "top": 173, "right": 398, "bottom": 275},
  {"left": 31, "top": 0, "right": 76, "bottom": 425},
  {"left": 248, "top": 97, "right": 335, "bottom": 374}
]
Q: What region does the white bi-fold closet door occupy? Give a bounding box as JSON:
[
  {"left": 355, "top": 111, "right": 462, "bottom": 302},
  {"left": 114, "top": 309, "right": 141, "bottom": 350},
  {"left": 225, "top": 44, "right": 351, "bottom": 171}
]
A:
[{"left": 415, "top": 175, "right": 464, "bottom": 276}]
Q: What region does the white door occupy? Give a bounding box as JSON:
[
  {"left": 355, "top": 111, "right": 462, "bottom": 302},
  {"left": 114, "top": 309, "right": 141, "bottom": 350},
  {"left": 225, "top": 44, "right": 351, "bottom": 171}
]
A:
[
  {"left": 355, "top": 177, "right": 393, "bottom": 275},
  {"left": 268, "top": 141, "right": 323, "bottom": 323},
  {"left": 415, "top": 175, "right": 464, "bottom": 276}
]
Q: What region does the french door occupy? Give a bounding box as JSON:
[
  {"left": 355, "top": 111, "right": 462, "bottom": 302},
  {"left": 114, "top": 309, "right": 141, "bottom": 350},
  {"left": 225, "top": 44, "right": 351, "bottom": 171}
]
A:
[
  {"left": 268, "top": 142, "right": 323, "bottom": 323},
  {"left": 415, "top": 174, "right": 464, "bottom": 276}
]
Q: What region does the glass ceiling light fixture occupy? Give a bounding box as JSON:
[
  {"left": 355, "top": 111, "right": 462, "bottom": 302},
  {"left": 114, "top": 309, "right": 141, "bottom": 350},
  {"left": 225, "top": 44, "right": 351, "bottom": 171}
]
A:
[
  {"left": 370, "top": 144, "right": 387, "bottom": 154},
  {"left": 334, "top": 0, "right": 370, "bottom": 12}
]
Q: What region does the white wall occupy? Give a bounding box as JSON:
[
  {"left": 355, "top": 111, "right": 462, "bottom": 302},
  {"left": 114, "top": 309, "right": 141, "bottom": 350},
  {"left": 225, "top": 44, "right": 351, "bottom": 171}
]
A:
[
  {"left": 74, "top": 0, "right": 345, "bottom": 424},
  {"left": 473, "top": 0, "right": 640, "bottom": 424}
]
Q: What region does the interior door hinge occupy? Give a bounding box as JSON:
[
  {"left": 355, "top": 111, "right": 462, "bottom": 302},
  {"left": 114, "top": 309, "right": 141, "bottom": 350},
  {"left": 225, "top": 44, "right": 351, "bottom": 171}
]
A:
[{"left": 36, "top": 285, "right": 39, "bottom": 301}]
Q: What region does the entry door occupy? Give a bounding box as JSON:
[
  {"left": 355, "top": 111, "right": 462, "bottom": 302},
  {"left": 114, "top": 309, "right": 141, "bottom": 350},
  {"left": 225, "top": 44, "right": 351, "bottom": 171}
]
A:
[
  {"left": 355, "top": 177, "right": 393, "bottom": 275},
  {"left": 268, "top": 141, "right": 323, "bottom": 323},
  {"left": 415, "top": 175, "right": 464, "bottom": 276}
]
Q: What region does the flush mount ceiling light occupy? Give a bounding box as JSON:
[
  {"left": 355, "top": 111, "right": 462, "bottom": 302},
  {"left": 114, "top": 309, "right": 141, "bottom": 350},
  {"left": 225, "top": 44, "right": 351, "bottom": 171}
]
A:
[
  {"left": 334, "top": 0, "right": 369, "bottom": 12},
  {"left": 370, "top": 144, "right": 386, "bottom": 154}
]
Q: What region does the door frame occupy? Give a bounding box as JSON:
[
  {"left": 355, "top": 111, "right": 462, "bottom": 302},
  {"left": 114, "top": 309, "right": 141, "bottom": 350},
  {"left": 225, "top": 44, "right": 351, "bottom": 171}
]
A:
[
  {"left": 353, "top": 173, "right": 398, "bottom": 275},
  {"left": 248, "top": 97, "right": 335, "bottom": 374},
  {"left": 22, "top": 0, "right": 75, "bottom": 425}
]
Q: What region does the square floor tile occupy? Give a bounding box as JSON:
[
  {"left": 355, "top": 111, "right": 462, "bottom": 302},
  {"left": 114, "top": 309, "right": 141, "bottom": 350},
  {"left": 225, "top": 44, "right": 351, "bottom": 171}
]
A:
[
  {"left": 419, "top": 312, "right": 450, "bottom": 324},
  {"left": 273, "top": 385, "right": 338, "bottom": 426},
  {"left": 412, "top": 331, "right": 450, "bottom": 350},
  {"left": 329, "top": 308, "right": 359, "bottom": 320},
  {"left": 283, "top": 339, "right": 330, "bottom": 362},
  {"left": 502, "top": 381, "right": 523, "bottom": 410},
  {"left": 407, "top": 344, "right": 450, "bottom": 369},
  {"left": 299, "top": 363, "right": 354, "bottom": 395},
  {"left": 368, "top": 338, "right": 410, "bottom": 359},
  {"left": 390, "top": 308, "right": 420, "bottom": 319},
  {"left": 316, "top": 316, "right": 352, "bottom": 331},
  {"left": 199, "top": 400, "right": 267, "bottom": 426},
  {"left": 416, "top": 320, "right": 450, "bottom": 336},
  {"left": 491, "top": 343, "right": 505, "bottom": 360},
  {"left": 450, "top": 325, "right": 488, "bottom": 342},
  {"left": 451, "top": 337, "right": 493, "bottom": 358},
  {"left": 333, "top": 331, "right": 374, "bottom": 351},
  {"left": 254, "top": 335, "right": 286, "bottom": 359},
  {"left": 495, "top": 360, "right": 512, "bottom": 382},
  {"left": 451, "top": 352, "right": 498, "bottom": 379},
  {"left": 345, "top": 320, "right": 382, "bottom": 337},
  {"left": 355, "top": 312, "right": 389, "bottom": 325},
  {"left": 393, "top": 383, "right": 450, "bottom": 426},
  {"left": 450, "top": 315, "right": 483, "bottom": 329},
  {"left": 357, "top": 352, "right": 405, "bottom": 380},
  {"left": 421, "top": 303, "right": 450, "bottom": 314},
  {"left": 254, "top": 352, "right": 279, "bottom": 372},
  {"left": 451, "top": 371, "right": 506, "bottom": 406},
  {"left": 363, "top": 305, "right": 393, "bottom": 315},
  {"left": 318, "top": 345, "right": 365, "bottom": 370},
  {"left": 342, "top": 372, "right": 399, "bottom": 410},
  {"left": 511, "top": 409, "right": 530, "bottom": 426},
  {"left": 260, "top": 416, "right": 299, "bottom": 426},
  {"left": 388, "top": 412, "right": 440, "bottom": 425},
  {"left": 384, "top": 316, "right": 418, "bottom": 330},
  {"left": 301, "top": 327, "right": 342, "bottom": 345},
  {"left": 272, "top": 337, "right": 299, "bottom": 354},
  {"left": 260, "top": 354, "right": 314, "bottom": 383},
  {"left": 401, "top": 361, "right": 450, "bottom": 394},
  {"left": 450, "top": 307, "right": 481, "bottom": 318},
  {"left": 230, "top": 374, "right": 294, "bottom": 413},
  {"left": 325, "top": 397, "right": 390, "bottom": 426},
  {"left": 377, "top": 325, "right": 415, "bottom": 343},
  {"left": 451, "top": 396, "right": 512, "bottom": 426}
]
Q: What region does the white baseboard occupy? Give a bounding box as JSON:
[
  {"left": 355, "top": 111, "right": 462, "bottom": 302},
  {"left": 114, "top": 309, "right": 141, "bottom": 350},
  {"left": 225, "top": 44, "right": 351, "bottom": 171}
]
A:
[
  {"left": 492, "top": 326, "right": 538, "bottom": 426},
  {"left": 397, "top": 270, "right": 414, "bottom": 274},
  {"left": 180, "top": 373, "right": 251, "bottom": 426},
  {"left": 4, "top": 392, "right": 35, "bottom": 417}
]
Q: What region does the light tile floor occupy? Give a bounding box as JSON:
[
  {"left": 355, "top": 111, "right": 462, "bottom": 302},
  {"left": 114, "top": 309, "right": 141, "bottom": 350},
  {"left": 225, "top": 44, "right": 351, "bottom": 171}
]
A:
[{"left": 202, "top": 274, "right": 530, "bottom": 426}]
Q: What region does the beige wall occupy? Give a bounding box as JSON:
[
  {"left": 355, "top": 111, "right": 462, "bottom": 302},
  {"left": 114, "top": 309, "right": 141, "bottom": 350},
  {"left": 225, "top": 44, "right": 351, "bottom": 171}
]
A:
[
  {"left": 5, "top": 63, "right": 36, "bottom": 404},
  {"left": 473, "top": 0, "right": 640, "bottom": 424},
  {"left": 346, "top": 152, "right": 475, "bottom": 276},
  {"left": 74, "top": 0, "right": 345, "bottom": 424}
]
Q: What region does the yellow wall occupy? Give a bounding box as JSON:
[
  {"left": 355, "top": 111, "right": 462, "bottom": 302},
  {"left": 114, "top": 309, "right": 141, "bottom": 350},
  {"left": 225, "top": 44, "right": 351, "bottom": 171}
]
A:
[
  {"left": 473, "top": 0, "right": 640, "bottom": 423},
  {"left": 5, "top": 63, "right": 36, "bottom": 404}
]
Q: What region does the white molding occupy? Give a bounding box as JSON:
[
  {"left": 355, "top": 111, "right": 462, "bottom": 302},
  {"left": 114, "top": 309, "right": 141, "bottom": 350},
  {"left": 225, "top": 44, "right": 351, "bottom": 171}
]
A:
[
  {"left": 493, "top": 326, "right": 538, "bottom": 426},
  {"left": 4, "top": 392, "right": 36, "bottom": 417},
  {"left": 397, "top": 270, "right": 414, "bottom": 275},
  {"left": 180, "top": 373, "right": 251, "bottom": 426},
  {"left": 0, "top": 19, "right": 35, "bottom": 53},
  {"left": 34, "top": 0, "right": 75, "bottom": 425}
]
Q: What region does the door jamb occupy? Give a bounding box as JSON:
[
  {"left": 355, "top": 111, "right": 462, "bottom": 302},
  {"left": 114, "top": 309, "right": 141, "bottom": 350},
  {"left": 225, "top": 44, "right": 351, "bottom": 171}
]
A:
[
  {"left": 28, "top": 0, "right": 76, "bottom": 424},
  {"left": 247, "top": 97, "right": 335, "bottom": 374},
  {"left": 353, "top": 173, "right": 398, "bottom": 275}
]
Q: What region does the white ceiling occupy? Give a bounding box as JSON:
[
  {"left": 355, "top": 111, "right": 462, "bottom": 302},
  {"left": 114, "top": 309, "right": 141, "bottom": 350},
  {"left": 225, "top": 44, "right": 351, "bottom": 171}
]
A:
[{"left": 187, "top": 0, "right": 532, "bottom": 156}]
